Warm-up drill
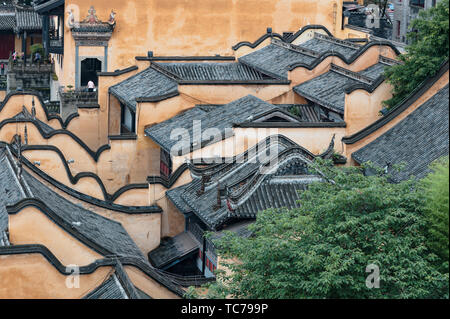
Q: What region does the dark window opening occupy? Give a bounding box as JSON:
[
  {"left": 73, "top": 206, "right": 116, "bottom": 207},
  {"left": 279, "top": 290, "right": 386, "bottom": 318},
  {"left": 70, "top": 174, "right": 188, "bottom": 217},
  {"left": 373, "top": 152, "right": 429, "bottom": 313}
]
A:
[
  {"left": 120, "top": 103, "right": 136, "bottom": 134},
  {"left": 0, "top": 34, "right": 15, "bottom": 60},
  {"left": 263, "top": 116, "right": 291, "bottom": 123},
  {"left": 81, "top": 58, "right": 102, "bottom": 87},
  {"left": 160, "top": 148, "right": 173, "bottom": 178}
]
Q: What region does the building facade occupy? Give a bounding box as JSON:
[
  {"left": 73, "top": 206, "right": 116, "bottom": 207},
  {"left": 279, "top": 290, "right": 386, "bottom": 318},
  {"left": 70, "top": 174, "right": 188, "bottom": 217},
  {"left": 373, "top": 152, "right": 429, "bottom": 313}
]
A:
[{"left": 392, "top": 0, "right": 439, "bottom": 43}]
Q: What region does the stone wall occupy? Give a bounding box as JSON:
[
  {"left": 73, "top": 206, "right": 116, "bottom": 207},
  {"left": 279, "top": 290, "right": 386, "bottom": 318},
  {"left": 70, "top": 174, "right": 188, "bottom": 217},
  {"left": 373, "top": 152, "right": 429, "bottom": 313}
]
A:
[{"left": 7, "top": 62, "right": 52, "bottom": 101}]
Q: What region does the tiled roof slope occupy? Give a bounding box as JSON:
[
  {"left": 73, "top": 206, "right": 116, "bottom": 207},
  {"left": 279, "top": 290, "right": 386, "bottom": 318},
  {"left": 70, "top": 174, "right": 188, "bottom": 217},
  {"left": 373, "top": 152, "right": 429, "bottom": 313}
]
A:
[
  {"left": 239, "top": 43, "right": 316, "bottom": 79},
  {"left": 145, "top": 95, "right": 277, "bottom": 153},
  {"left": 109, "top": 67, "right": 178, "bottom": 111},
  {"left": 168, "top": 137, "right": 325, "bottom": 230},
  {"left": 352, "top": 84, "right": 449, "bottom": 182},
  {"left": 12, "top": 108, "right": 54, "bottom": 134},
  {"left": 238, "top": 34, "right": 361, "bottom": 80},
  {"left": 234, "top": 176, "right": 310, "bottom": 216},
  {"left": 293, "top": 62, "right": 389, "bottom": 114},
  {"left": 357, "top": 62, "right": 388, "bottom": 80},
  {"left": 84, "top": 275, "right": 128, "bottom": 299},
  {"left": 0, "top": 13, "right": 15, "bottom": 31},
  {"left": 0, "top": 149, "right": 25, "bottom": 233},
  {"left": 22, "top": 169, "right": 146, "bottom": 260},
  {"left": 148, "top": 232, "right": 198, "bottom": 269},
  {"left": 0, "top": 3, "right": 42, "bottom": 31},
  {"left": 16, "top": 8, "right": 42, "bottom": 31},
  {"left": 293, "top": 69, "right": 361, "bottom": 114},
  {"left": 154, "top": 62, "right": 277, "bottom": 82},
  {"left": 300, "top": 36, "right": 359, "bottom": 57}
]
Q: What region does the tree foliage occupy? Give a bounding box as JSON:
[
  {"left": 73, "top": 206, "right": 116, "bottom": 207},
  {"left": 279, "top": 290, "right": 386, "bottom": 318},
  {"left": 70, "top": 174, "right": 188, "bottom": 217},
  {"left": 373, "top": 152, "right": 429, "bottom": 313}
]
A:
[
  {"left": 193, "top": 161, "right": 449, "bottom": 299},
  {"left": 383, "top": 0, "right": 449, "bottom": 108},
  {"left": 422, "top": 156, "right": 449, "bottom": 267}
]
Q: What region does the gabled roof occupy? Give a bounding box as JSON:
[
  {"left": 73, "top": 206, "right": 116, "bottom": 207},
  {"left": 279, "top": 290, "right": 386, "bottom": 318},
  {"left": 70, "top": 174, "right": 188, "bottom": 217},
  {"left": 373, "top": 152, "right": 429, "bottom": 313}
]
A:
[
  {"left": 152, "top": 62, "right": 281, "bottom": 83},
  {"left": 109, "top": 67, "right": 178, "bottom": 111},
  {"left": 352, "top": 84, "right": 449, "bottom": 182},
  {"left": 238, "top": 33, "right": 362, "bottom": 80},
  {"left": 167, "top": 136, "right": 328, "bottom": 230},
  {"left": 15, "top": 8, "right": 42, "bottom": 31},
  {"left": 299, "top": 33, "right": 360, "bottom": 57},
  {"left": 239, "top": 42, "right": 316, "bottom": 79},
  {"left": 144, "top": 95, "right": 278, "bottom": 154},
  {"left": 293, "top": 62, "right": 390, "bottom": 114}
]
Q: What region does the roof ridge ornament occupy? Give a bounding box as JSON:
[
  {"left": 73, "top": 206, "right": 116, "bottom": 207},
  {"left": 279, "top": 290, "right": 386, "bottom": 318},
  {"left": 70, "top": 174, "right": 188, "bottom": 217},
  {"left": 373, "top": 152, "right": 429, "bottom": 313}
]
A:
[{"left": 83, "top": 6, "right": 99, "bottom": 24}]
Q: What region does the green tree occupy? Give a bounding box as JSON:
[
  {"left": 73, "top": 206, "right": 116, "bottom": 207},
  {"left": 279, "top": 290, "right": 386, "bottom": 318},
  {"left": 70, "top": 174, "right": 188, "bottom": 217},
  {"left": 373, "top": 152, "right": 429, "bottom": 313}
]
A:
[
  {"left": 422, "top": 156, "right": 449, "bottom": 268},
  {"left": 383, "top": 0, "right": 449, "bottom": 108},
  {"left": 193, "top": 161, "right": 448, "bottom": 299}
]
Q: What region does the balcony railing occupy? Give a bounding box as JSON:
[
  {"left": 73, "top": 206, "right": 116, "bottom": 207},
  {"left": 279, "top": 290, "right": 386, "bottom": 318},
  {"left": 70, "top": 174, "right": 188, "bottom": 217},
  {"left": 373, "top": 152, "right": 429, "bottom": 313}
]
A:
[
  {"left": 48, "top": 36, "right": 64, "bottom": 54},
  {"left": 8, "top": 58, "right": 54, "bottom": 74},
  {"left": 187, "top": 222, "right": 218, "bottom": 265},
  {"left": 59, "top": 86, "right": 98, "bottom": 103}
]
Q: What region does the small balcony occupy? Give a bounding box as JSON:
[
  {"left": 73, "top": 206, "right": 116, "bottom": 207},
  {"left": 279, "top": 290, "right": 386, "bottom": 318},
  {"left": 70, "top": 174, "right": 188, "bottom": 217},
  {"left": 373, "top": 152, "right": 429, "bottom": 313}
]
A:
[{"left": 48, "top": 36, "right": 64, "bottom": 54}]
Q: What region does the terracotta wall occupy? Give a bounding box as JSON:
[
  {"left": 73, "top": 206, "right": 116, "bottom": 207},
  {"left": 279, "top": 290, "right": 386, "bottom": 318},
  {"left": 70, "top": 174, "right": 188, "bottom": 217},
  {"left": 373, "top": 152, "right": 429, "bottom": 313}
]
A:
[
  {"left": 344, "top": 69, "right": 450, "bottom": 163},
  {"left": 344, "top": 81, "right": 392, "bottom": 136},
  {"left": 61, "top": 0, "right": 346, "bottom": 86},
  {"left": 0, "top": 254, "right": 113, "bottom": 299},
  {"left": 9, "top": 206, "right": 103, "bottom": 266}
]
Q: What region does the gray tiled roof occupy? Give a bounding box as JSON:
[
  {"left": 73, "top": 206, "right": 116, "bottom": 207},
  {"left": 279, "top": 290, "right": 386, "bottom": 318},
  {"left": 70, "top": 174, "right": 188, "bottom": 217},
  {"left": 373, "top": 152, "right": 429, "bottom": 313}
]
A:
[
  {"left": 0, "top": 149, "right": 25, "bottom": 232},
  {"left": 145, "top": 95, "right": 277, "bottom": 153},
  {"left": 293, "top": 69, "right": 361, "bottom": 114},
  {"left": 239, "top": 43, "right": 316, "bottom": 79},
  {"left": 16, "top": 9, "right": 42, "bottom": 31},
  {"left": 154, "top": 62, "right": 276, "bottom": 82},
  {"left": 109, "top": 67, "right": 178, "bottom": 111},
  {"left": 293, "top": 63, "right": 388, "bottom": 114},
  {"left": 276, "top": 104, "right": 321, "bottom": 122},
  {"left": 12, "top": 108, "right": 54, "bottom": 135},
  {"left": 352, "top": 84, "right": 449, "bottom": 182},
  {"left": 357, "top": 62, "right": 388, "bottom": 80},
  {"left": 0, "top": 13, "right": 15, "bottom": 31},
  {"left": 166, "top": 183, "right": 193, "bottom": 214},
  {"left": 233, "top": 177, "right": 310, "bottom": 216},
  {"left": 167, "top": 138, "right": 322, "bottom": 230},
  {"left": 84, "top": 274, "right": 128, "bottom": 299},
  {"left": 300, "top": 37, "right": 359, "bottom": 58},
  {"left": 148, "top": 232, "right": 198, "bottom": 269},
  {"left": 22, "top": 169, "right": 146, "bottom": 261}
]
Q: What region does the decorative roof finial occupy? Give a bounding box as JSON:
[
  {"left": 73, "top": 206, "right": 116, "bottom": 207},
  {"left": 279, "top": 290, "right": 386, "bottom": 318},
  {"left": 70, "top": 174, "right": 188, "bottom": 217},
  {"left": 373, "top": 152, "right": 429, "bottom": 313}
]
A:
[
  {"left": 24, "top": 124, "right": 28, "bottom": 145},
  {"left": 108, "top": 9, "right": 117, "bottom": 27},
  {"left": 83, "top": 6, "right": 99, "bottom": 24}
]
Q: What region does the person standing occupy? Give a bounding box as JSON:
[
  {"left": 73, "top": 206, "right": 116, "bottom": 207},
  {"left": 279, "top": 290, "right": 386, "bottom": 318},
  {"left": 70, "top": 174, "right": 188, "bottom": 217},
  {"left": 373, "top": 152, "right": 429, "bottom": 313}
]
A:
[
  {"left": 34, "top": 52, "right": 41, "bottom": 64},
  {"left": 87, "top": 80, "right": 95, "bottom": 92},
  {"left": 0, "top": 63, "right": 4, "bottom": 75}
]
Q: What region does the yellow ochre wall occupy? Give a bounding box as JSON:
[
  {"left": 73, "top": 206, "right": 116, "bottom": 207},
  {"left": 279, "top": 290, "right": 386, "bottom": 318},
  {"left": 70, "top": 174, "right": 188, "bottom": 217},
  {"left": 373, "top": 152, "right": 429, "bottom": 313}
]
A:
[
  {"left": 344, "top": 69, "right": 450, "bottom": 163},
  {"left": 60, "top": 0, "right": 346, "bottom": 86},
  {"left": 0, "top": 254, "right": 113, "bottom": 299}
]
